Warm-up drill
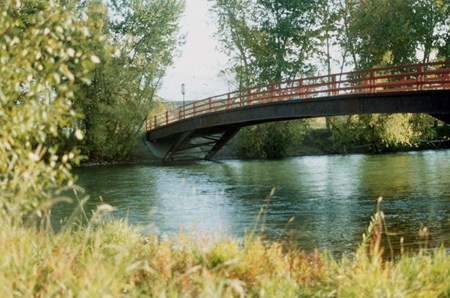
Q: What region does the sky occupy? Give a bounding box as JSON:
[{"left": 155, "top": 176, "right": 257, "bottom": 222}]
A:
[{"left": 158, "top": 0, "right": 230, "bottom": 102}]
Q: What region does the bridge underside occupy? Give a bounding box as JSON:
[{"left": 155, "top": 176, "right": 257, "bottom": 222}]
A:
[
  {"left": 157, "top": 126, "right": 241, "bottom": 162},
  {"left": 147, "top": 90, "right": 450, "bottom": 162}
]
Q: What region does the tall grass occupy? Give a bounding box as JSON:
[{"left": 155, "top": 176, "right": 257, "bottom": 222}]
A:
[{"left": 1, "top": 198, "right": 449, "bottom": 297}]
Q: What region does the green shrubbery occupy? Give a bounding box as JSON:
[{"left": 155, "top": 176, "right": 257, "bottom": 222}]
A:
[
  {"left": 0, "top": 0, "right": 96, "bottom": 223},
  {"left": 236, "top": 120, "right": 309, "bottom": 159}
]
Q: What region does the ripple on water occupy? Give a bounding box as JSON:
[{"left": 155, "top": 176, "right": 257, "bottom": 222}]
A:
[{"left": 57, "top": 150, "right": 450, "bottom": 255}]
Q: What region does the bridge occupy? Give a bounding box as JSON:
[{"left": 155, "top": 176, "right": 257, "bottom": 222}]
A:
[{"left": 146, "top": 61, "right": 450, "bottom": 162}]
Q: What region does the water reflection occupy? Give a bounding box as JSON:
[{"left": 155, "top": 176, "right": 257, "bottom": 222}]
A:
[{"left": 53, "top": 150, "right": 450, "bottom": 254}]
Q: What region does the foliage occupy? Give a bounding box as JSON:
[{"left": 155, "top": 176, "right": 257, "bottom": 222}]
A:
[
  {"left": 341, "top": 0, "right": 450, "bottom": 68},
  {"left": 329, "top": 115, "right": 367, "bottom": 153},
  {"left": 236, "top": 120, "right": 309, "bottom": 159},
  {"left": 0, "top": 0, "right": 97, "bottom": 223},
  {"left": 436, "top": 0, "right": 450, "bottom": 60},
  {"left": 344, "top": 0, "right": 418, "bottom": 68},
  {"left": 73, "top": 0, "right": 184, "bottom": 162},
  {"left": 210, "top": 0, "right": 266, "bottom": 89},
  {"left": 315, "top": 0, "right": 342, "bottom": 75},
  {"left": 0, "top": 209, "right": 448, "bottom": 297},
  {"left": 413, "top": 0, "right": 450, "bottom": 63},
  {"left": 330, "top": 114, "right": 438, "bottom": 153},
  {"left": 211, "top": 0, "right": 319, "bottom": 87}
]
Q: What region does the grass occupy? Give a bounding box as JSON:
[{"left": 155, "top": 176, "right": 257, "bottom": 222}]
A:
[{"left": 1, "top": 200, "right": 449, "bottom": 298}]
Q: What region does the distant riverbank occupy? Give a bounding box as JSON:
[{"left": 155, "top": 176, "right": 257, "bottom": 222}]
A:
[
  {"left": 77, "top": 124, "right": 450, "bottom": 166},
  {"left": 215, "top": 126, "right": 450, "bottom": 160}
]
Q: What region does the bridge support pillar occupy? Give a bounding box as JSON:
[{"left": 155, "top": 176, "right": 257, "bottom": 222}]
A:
[
  {"left": 163, "top": 130, "right": 194, "bottom": 162},
  {"left": 205, "top": 127, "right": 241, "bottom": 160}
]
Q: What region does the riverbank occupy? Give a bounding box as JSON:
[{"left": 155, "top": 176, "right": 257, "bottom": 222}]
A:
[
  {"left": 214, "top": 125, "right": 450, "bottom": 160},
  {"left": 2, "top": 214, "right": 448, "bottom": 297},
  {"left": 76, "top": 122, "right": 450, "bottom": 166}
]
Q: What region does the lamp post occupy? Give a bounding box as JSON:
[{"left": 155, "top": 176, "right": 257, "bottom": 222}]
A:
[{"left": 181, "top": 83, "right": 186, "bottom": 118}]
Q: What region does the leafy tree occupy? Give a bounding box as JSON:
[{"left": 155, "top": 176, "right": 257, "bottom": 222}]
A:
[
  {"left": 340, "top": 0, "right": 450, "bottom": 68},
  {"left": 252, "top": 0, "right": 319, "bottom": 83},
  {"left": 211, "top": 0, "right": 261, "bottom": 89},
  {"left": 73, "top": 0, "right": 185, "bottom": 162},
  {"left": 435, "top": 0, "right": 450, "bottom": 60},
  {"left": 330, "top": 113, "right": 438, "bottom": 153},
  {"left": 343, "top": 0, "right": 418, "bottom": 69},
  {"left": 212, "top": 0, "right": 319, "bottom": 86},
  {"left": 0, "top": 0, "right": 98, "bottom": 223},
  {"left": 413, "top": 0, "right": 449, "bottom": 62}
]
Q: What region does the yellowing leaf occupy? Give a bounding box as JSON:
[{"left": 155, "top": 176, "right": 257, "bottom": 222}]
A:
[{"left": 90, "top": 55, "right": 101, "bottom": 64}]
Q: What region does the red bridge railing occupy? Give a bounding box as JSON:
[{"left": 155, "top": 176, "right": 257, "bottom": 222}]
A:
[{"left": 147, "top": 61, "right": 450, "bottom": 130}]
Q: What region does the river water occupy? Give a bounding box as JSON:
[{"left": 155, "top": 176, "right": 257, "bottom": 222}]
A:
[{"left": 58, "top": 150, "right": 449, "bottom": 255}]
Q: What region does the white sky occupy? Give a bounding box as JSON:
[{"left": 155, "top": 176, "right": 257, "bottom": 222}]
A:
[{"left": 158, "top": 0, "right": 230, "bottom": 101}]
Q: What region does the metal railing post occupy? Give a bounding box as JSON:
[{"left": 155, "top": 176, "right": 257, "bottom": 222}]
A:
[
  {"left": 370, "top": 70, "right": 375, "bottom": 93},
  {"left": 298, "top": 79, "right": 303, "bottom": 98},
  {"left": 417, "top": 64, "right": 424, "bottom": 91},
  {"left": 332, "top": 75, "right": 337, "bottom": 96},
  {"left": 271, "top": 84, "right": 276, "bottom": 102}
]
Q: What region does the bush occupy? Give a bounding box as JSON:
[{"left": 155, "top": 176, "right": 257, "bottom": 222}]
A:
[
  {"left": 237, "top": 120, "right": 309, "bottom": 159},
  {"left": 0, "top": 0, "right": 97, "bottom": 224}
]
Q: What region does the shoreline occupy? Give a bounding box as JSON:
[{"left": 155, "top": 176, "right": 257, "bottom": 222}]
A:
[{"left": 76, "top": 145, "right": 450, "bottom": 168}]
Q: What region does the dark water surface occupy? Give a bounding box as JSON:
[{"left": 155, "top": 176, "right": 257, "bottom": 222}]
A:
[{"left": 56, "top": 150, "right": 450, "bottom": 254}]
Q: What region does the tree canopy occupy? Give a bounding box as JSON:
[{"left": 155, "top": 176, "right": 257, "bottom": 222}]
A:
[{"left": 72, "top": 0, "right": 185, "bottom": 162}]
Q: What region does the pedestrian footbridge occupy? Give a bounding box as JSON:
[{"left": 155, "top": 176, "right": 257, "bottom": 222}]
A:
[{"left": 146, "top": 61, "right": 450, "bottom": 162}]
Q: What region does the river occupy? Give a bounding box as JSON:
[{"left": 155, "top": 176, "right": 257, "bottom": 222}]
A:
[{"left": 55, "top": 150, "right": 450, "bottom": 255}]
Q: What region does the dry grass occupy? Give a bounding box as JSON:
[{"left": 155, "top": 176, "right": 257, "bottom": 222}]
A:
[{"left": 1, "top": 204, "right": 449, "bottom": 297}]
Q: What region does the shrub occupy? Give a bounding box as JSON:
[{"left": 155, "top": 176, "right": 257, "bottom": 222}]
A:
[{"left": 0, "top": 0, "right": 97, "bottom": 224}]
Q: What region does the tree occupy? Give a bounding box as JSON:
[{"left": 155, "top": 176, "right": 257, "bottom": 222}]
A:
[
  {"left": 211, "top": 0, "right": 321, "bottom": 86},
  {"left": 413, "top": 0, "right": 449, "bottom": 62},
  {"left": 343, "top": 0, "right": 418, "bottom": 69},
  {"left": 315, "top": 0, "right": 342, "bottom": 75},
  {"left": 435, "top": 0, "right": 450, "bottom": 60},
  {"left": 210, "top": 0, "right": 262, "bottom": 89},
  {"left": 340, "top": 0, "right": 450, "bottom": 68},
  {"left": 73, "top": 0, "right": 185, "bottom": 162}
]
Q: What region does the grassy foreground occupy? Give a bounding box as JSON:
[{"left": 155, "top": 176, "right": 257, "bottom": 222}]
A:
[{"left": 1, "top": 214, "right": 449, "bottom": 297}]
